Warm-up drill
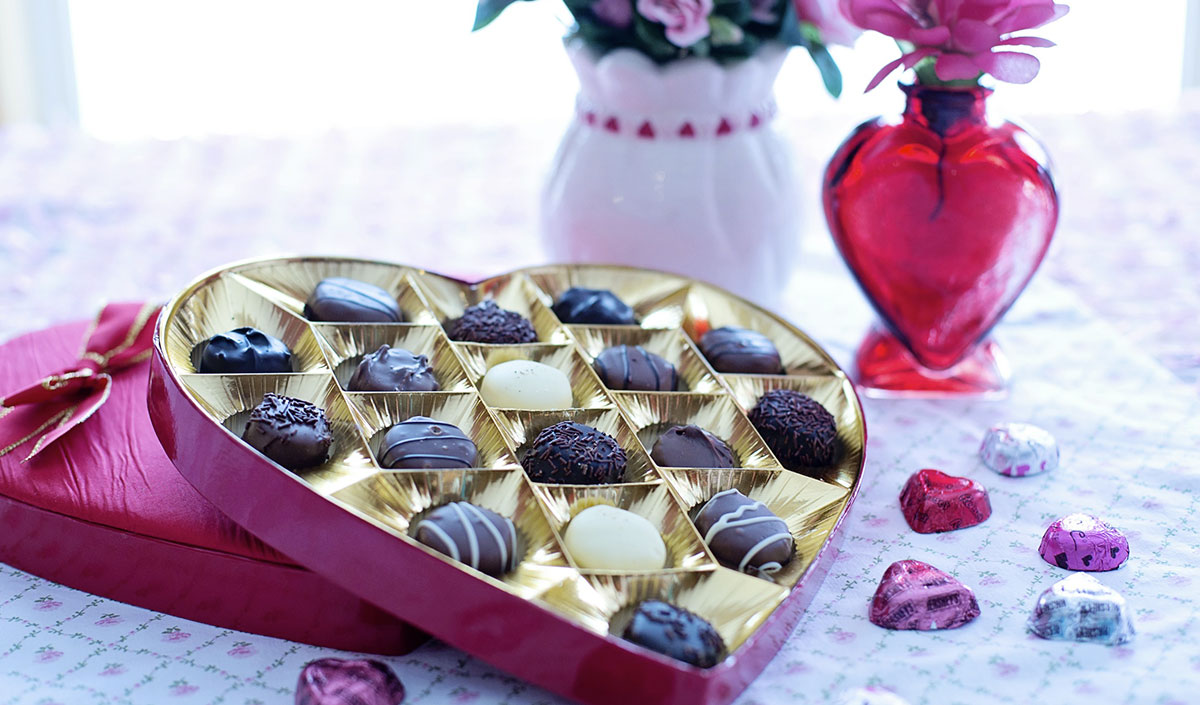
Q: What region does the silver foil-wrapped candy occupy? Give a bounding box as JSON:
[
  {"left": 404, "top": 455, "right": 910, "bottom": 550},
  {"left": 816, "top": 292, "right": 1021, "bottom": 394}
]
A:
[
  {"left": 1027, "top": 572, "right": 1135, "bottom": 645},
  {"left": 296, "top": 658, "right": 405, "bottom": 705},
  {"left": 979, "top": 422, "right": 1059, "bottom": 477}
]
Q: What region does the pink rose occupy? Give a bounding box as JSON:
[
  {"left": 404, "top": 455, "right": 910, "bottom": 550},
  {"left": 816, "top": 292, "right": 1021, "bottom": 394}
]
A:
[
  {"left": 750, "top": 0, "right": 780, "bottom": 23},
  {"left": 637, "top": 0, "right": 714, "bottom": 47},
  {"left": 794, "top": 0, "right": 861, "bottom": 46},
  {"left": 593, "top": 0, "right": 634, "bottom": 27}
]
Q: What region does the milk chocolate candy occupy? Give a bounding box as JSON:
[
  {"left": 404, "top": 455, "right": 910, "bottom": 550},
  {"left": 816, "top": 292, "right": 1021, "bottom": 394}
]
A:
[
  {"left": 621, "top": 600, "right": 726, "bottom": 668},
  {"left": 413, "top": 501, "right": 518, "bottom": 577},
  {"left": 593, "top": 345, "right": 678, "bottom": 392},
  {"left": 378, "top": 416, "right": 476, "bottom": 470},
  {"left": 693, "top": 489, "right": 793, "bottom": 576},
  {"left": 698, "top": 327, "right": 782, "bottom": 374},
  {"left": 304, "top": 277, "right": 403, "bottom": 323},
  {"left": 650, "top": 425, "right": 735, "bottom": 468},
  {"left": 348, "top": 345, "right": 438, "bottom": 392}
]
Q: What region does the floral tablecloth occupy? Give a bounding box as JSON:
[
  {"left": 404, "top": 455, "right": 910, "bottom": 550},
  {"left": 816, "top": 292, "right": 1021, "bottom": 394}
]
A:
[{"left": 1, "top": 106, "right": 1198, "bottom": 705}]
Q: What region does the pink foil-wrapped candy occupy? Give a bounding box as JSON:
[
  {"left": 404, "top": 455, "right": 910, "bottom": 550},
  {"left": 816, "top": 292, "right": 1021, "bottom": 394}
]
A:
[
  {"left": 296, "top": 658, "right": 405, "bottom": 705},
  {"left": 979, "top": 422, "right": 1059, "bottom": 477},
  {"left": 1039, "top": 513, "right": 1130, "bottom": 571},
  {"left": 869, "top": 560, "right": 981, "bottom": 631}
]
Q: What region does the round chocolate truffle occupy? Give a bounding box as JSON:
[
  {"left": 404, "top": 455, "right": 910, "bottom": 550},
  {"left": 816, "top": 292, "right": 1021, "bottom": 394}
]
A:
[
  {"left": 522, "top": 421, "right": 626, "bottom": 484},
  {"left": 694, "top": 489, "right": 794, "bottom": 576},
  {"left": 552, "top": 287, "right": 637, "bottom": 325},
  {"left": 448, "top": 300, "right": 537, "bottom": 344},
  {"left": 378, "top": 416, "right": 476, "bottom": 470},
  {"left": 304, "top": 277, "right": 403, "bottom": 323},
  {"left": 698, "top": 327, "right": 782, "bottom": 375},
  {"left": 348, "top": 345, "right": 439, "bottom": 392},
  {"left": 749, "top": 389, "right": 837, "bottom": 468},
  {"left": 621, "top": 600, "right": 726, "bottom": 668},
  {"left": 197, "top": 326, "right": 292, "bottom": 374},
  {"left": 241, "top": 393, "right": 332, "bottom": 470},
  {"left": 593, "top": 345, "right": 679, "bottom": 392},
  {"left": 563, "top": 505, "right": 666, "bottom": 570},
  {"left": 414, "top": 501, "right": 518, "bottom": 577},
  {"left": 651, "top": 425, "right": 735, "bottom": 468}
]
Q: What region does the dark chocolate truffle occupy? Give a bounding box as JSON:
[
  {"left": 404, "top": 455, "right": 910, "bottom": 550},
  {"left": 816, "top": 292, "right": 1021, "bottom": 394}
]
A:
[
  {"left": 522, "top": 421, "right": 626, "bottom": 484},
  {"left": 748, "top": 389, "right": 837, "bottom": 468},
  {"left": 651, "top": 425, "right": 735, "bottom": 468},
  {"left": 593, "top": 345, "right": 679, "bottom": 392},
  {"left": 304, "top": 277, "right": 403, "bottom": 323},
  {"left": 448, "top": 300, "right": 537, "bottom": 344},
  {"left": 552, "top": 287, "right": 636, "bottom": 325},
  {"left": 694, "top": 489, "right": 794, "bottom": 576},
  {"left": 699, "top": 327, "right": 782, "bottom": 374},
  {"left": 621, "top": 600, "right": 726, "bottom": 668},
  {"left": 197, "top": 326, "right": 292, "bottom": 374},
  {"left": 414, "top": 501, "right": 518, "bottom": 577},
  {"left": 348, "top": 345, "right": 439, "bottom": 392},
  {"left": 242, "top": 393, "right": 332, "bottom": 470},
  {"left": 378, "top": 416, "right": 476, "bottom": 469}
]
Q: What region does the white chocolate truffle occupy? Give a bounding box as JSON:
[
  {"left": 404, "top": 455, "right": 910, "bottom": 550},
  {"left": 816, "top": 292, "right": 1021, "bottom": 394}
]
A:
[
  {"left": 480, "top": 360, "right": 573, "bottom": 410},
  {"left": 563, "top": 505, "right": 667, "bottom": 571}
]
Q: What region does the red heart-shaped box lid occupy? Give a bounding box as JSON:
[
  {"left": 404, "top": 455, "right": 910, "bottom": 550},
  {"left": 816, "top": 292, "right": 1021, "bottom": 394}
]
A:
[{"left": 147, "top": 258, "right": 867, "bottom": 705}]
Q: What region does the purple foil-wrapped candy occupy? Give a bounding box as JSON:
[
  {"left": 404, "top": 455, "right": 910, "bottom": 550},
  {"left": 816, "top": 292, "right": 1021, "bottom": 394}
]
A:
[
  {"left": 836, "top": 686, "right": 912, "bottom": 705},
  {"left": 868, "top": 560, "right": 980, "bottom": 631},
  {"left": 296, "top": 658, "right": 405, "bottom": 705},
  {"left": 1039, "top": 513, "right": 1130, "bottom": 571},
  {"left": 1027, "top": 572, "right": 1135, "bottom": 645},
  {"left": 979, "top": 422, "right": 1059, "bottom": 477}
]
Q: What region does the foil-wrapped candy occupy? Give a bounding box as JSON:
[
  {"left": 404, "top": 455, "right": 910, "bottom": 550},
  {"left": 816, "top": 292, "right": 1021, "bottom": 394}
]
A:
[
  {"left": 1027, "top": 572, "right": 1135, "bottom": 645},
  {"left": 836, "top": 686, "right": 912, "bottom": 705},
  {"left": 869, "top": 559, "right": 981, "bottom": 631},
  {"left": 979, "top": 422, "right": 1059, "bottom": 477},
  {"left": 295, "top": 658, "right": 405, "bottom": 705},
  {"left": 899, "top": 469, "right": 991, "bottom": 533},
  {"left": 1039, "top": 513, "right": 1130, "bottom": 571}
]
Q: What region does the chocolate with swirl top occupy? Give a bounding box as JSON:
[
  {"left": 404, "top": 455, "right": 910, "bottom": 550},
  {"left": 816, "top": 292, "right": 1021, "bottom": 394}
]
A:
[
  {"left": 694, "top": 489, "right": 794, "bottom": 575},
  {"left": 592, "top": 345, "right": 678, "bottom": 392}
]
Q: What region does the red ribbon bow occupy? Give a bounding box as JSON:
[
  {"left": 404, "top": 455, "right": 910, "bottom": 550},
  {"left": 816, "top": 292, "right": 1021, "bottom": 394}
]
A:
[{"left": 0, "top": 302, "right": 160, "bottom": 462}]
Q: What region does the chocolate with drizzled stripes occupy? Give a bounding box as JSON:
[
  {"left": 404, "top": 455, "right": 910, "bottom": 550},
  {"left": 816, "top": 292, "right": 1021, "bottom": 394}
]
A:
[
  {"left": 693, "top": 489, "right": 794, "bottom": 575},
  {"left": 592, "top": 344, "right": 679, "bottom": 392},
  {"left": 414, "top": 501, "right": 518, "bottom": 577},
  {"left": 379, "top": 416, "right": 477, "bottom": 469}
]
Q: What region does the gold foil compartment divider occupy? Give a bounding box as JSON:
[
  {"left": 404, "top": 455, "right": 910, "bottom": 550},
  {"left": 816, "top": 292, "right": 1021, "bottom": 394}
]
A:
[
  {"left": 661, "top": 468, "right": 849, "bottom": 588},
  {"left": 616, "top": 393, "right": 780, "bottom": 470},
  {"left": 225, "top": 261, "right": 438, "bottom": 325},
  {"left": 520, "top": 265, "right": 694, "bottom": 330},
  {"left": 722, "top": 375, "right": 863, "bottom": 488},
  {"left": 567, "top": 326, "right": 724, "bottom": 395},
  {"left": 535, "top": 482, "right": 716, "bottom": 573},
  {"left": 177, "top": 373, "right": 377, "bottom": 496},
  {"left": 165, "top": 275, "right": 328, "bottom": 374},
  {"left": 413, "top": 272, "right": 569, "bottom": 345},
  {"left": 313, "top": 323, "right": 473, "bottom": 393},
  {"left": 540, "top": 569, "right": 788, "bottom": 656},
  {"left": 330, "top": 469, "right": 574, "bottom": 600},
  {"left": 675, "top": 283, "right": 840, "bottom": 376},
  {"left": 453, "top": 344, "right": 614, "bottom": 411},
  {"left": 343, "top": 392, "right": 519, "bottom": 471},
  {"left": 492, "top": 408, "right": 656, "bottom": 484}
]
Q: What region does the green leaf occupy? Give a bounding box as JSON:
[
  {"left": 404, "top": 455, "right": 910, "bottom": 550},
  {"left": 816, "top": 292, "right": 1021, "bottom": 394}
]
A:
[
  {"left": 709, "top": 16, "right": 746, "bottom": 47},
  {"left": 807, "top": 42, "right": 843, "bottom": 98},
  {"left": 776, "top": 2, "right": 810, "bottom": 48},
  {"left": 473, "top": 0, "right": 530, "bottom": 31}
]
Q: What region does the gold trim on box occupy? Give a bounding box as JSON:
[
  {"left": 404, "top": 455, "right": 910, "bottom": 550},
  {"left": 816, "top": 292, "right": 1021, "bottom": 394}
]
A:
[
  {"left": 226, "top": 264, "right": 438, "bottom": 325},
  {"left": 453, "top": 344, "right": 614, "bottom": 411},
  {"left": 178, "top": 373, "right": 377, "bottom": 495},
  {"left": 521, "top": 266, "right": 694, "bottom": 330},
  {"left": 659, "top": 468, "right": 848, "bottom": 588},
  {"left": 491, "top": 408, "right": 656, "bottom": 484},
  {"left": 343, "top": 392, "right": 519, "bottom": 471},
  {"left": 567, "top": 326, "right": 724, "bottom": 395},
  {"left": 330, "top": 469, "right": 573, "bottom": 599},
  {"left": 616, "top": 393, "right": 780, "bottom": 470},
  {"left": 721, "top": 375, "right": 863, "bottom": 488},
  {"left": 413, "top": 272, "right": 569, "bottom": 345},
  {"left": 164, "top": 275, "right": 329, "bottom": 374},
  {"left": 313, "top": 323, "right": 473, "bottom": 394},
  {"left": 536, "top": 482, "right": 716, "bottom": 573}
]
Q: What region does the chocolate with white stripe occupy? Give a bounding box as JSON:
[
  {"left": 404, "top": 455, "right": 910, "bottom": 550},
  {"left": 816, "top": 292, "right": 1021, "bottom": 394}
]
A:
[
  {"left": 379, "top": 416, "right": 477, "bottom": 469},
  {"left": 592, "top": 345, "right": 679, "bottom": 392},
  {"left": 413, "top": 501, "right": 518, "bottom": 577},
  {"left": 693, "top": 489, "right": 794, "bottom": 576}
]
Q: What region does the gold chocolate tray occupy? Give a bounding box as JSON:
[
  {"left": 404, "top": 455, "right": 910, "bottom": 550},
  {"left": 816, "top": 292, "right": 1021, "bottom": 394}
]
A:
[{"left": 150, "top": 257, "right": 866, "bottom": 705}]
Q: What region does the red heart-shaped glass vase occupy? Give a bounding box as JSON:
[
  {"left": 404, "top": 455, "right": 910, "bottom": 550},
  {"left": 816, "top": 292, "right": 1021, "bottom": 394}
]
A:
[
  {"left": 823, "top": 84, "right": 1058, "bottom": 385},
  {"left": 147, "top": 257, "right": 866, "bottom": 705}
]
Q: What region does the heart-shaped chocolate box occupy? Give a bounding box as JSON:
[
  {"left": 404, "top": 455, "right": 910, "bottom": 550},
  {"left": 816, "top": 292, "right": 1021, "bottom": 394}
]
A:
[{"left": 148, "top": 258, "right": 866, "bottom": 705}]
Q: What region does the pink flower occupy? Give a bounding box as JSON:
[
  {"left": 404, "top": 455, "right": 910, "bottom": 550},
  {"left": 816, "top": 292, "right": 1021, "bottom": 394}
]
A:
[
  {"left": 637, "top": 0, "right": 714, "bottom": 47},
  {"left": 593, "top": 0, "right": 634, "bottom": 27},
  {"left": 750, "top": 0, "right": 780, "bottom": 23},
  {"left": 840, "top": 0, "right": 1068, "bottom": 89},
  {"left": 795, "top": 0, "right": 862, "bottom": 46}
]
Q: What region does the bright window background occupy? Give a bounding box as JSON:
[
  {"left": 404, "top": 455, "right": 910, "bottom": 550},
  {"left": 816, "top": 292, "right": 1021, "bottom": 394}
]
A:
[{"left": 70, "top": 1, "right": 1189, "bottom": 140}]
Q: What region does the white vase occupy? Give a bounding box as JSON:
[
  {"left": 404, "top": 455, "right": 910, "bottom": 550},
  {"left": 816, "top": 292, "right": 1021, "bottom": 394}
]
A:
[{"left": 540, "top": 42, "right": 800, "bottom": 309}]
